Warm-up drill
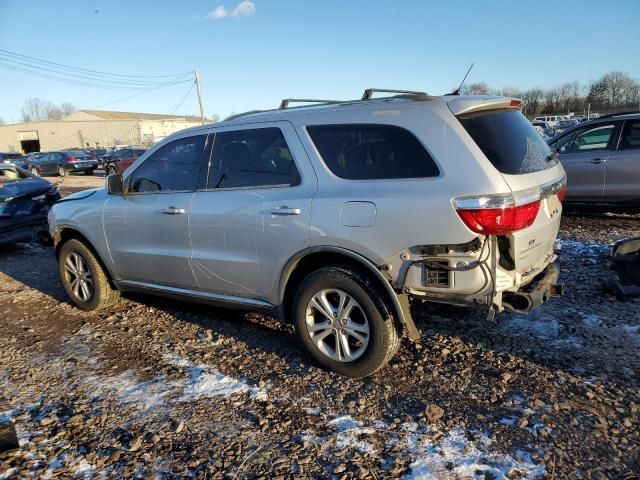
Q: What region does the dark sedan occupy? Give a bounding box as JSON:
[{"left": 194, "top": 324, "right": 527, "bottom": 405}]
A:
[
  {"left": 31, "top": 150, "right": 98, "bottom": 177},
  {"left": 105, "top": 148, "right": 146, "bottom": 174},
  {"left": 0, "top": 165, "right": 61, "bottom": 247}
]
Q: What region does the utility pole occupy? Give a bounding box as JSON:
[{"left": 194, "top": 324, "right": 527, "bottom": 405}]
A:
[{"left": 194, "top": 68, "right": 205, "bottom": 125}]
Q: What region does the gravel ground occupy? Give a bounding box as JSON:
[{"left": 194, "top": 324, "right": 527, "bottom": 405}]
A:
[{"left": 1, "top": 205, "right": 639, "bottom": 479}]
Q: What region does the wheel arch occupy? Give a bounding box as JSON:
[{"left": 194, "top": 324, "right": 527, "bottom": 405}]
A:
[
  {"left": 279, "top": 246, "right": 420, "bottom": 339},
  {"left": 54, "top": 227, "right": 118, "bottom": 289}
]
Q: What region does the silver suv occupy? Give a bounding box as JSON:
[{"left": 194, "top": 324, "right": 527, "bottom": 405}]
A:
[{"left": 49, "top": 90, "right": 566, "bottom": 377}]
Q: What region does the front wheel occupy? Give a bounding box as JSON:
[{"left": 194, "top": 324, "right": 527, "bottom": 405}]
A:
[
  {"left": 30, "top": 167, "right": 39, "bottom": 176},
  {"left": 106, "top": 164, "right": 117, "bottom": 175},
  {"left": 58, "top": 239, "right": 120, "bottom": 311},
  {"left": 57, "top": 166, "right": 66, "bottom": 177},
  {"left": 84, "top": 169, "right": 94, "bottom": 175},
  {"left": 293, "top": 266, "right": 401, "bottom": 377}
]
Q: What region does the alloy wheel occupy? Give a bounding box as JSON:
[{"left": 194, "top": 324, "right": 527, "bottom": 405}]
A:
[
  {"left": 304, "top": 288, "right": 370, "bottom": 362},
  {"left": 63, "top": 252, "right": 94, "bottom": 302}
]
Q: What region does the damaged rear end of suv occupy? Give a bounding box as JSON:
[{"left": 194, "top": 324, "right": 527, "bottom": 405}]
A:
[{"left": 394, "top": 96, "right": 566, "bottom": 318}]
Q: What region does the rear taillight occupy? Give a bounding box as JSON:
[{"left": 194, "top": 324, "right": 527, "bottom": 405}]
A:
[
  {"left": 454, "top": 186, "right": 543, "bottom": 235},
  {"left": 67, "top": 156, "right": 77, "bottom": 163},
  {"left": 557, "top": 185, "right": 567, "bottom": 202}
]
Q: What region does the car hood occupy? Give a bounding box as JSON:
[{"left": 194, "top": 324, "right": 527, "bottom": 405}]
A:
[{"left": 0, "top": 178, "right": 56, "bottom": 200}]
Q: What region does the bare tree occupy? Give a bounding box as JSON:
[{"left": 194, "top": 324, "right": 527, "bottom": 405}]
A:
[
  {"left": 0, "top": 116, "right": 4, "bottom": 125},
  {"left": 460, "top": 82, "right": 492, "bottom": 95},
  {"left": 209, "top": 113, "right": 221, "bottom": 123},
  {"left": 20, "top": 98, "right": 77, "bottom": 122}
]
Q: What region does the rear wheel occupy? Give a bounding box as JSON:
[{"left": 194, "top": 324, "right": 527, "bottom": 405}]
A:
[
  {"left": 58, "top": 239, "right": 120, "bottom": 311},
  {"left": 30, "top": 167, "right": 39, "bottom": 176},
  {"left": 57, "top": 165, "right": 66, "bottom": 177},
  {"left": 293, "top": 266, "right": 401, "bottom": 377},
  {"left": 106, "top": 164, "right": 117, "bottom": 175},
  {"left": 84, "top": 169, "right": 94, "bottom": 176}
]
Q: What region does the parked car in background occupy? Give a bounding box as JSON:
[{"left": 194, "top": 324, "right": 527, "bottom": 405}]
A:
[
  {"left": 0, "top": 165, "right": 60, "bottom": 247},
  {"left": 534, "top": 115, "right": 568, "bottom": 127},
  {"left": 50, "top": 91, "right": 566, "bottom": 377},
  {"left": 531, "top": 120, "right": 555, "bottom": 138},
  {"left": 30, "top": 150, "right": 98, "bottom": 177},
  {"left": 105, "top": 148, "right": 146, "bottom": 174},
  {"left": 548, "top": 112, "right": 640, "bottom": 204},
  {"left": 553, "top": 119, "right": 580, "bottom": 135},
  {"left": 0, "top": 152, "right": 28, "bottom": 170}
]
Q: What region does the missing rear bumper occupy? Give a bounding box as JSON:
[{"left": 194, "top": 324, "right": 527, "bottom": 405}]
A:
[{"left": 502, "top": 261, "right": 563, "bottom": 313}]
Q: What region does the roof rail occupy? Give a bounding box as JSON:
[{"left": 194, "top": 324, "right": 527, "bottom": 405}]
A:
[
  {"left": 362, "top": 88, "right": 428, "bottom": 100},
  {"left": 592, "top": 111, "right": 640, "bottom": 119},
  {"left": 279, "top": 98, "right": 342, "bottom": 109}
]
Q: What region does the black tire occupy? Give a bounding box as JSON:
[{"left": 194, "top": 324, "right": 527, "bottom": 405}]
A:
[
  {"left": 30, "top": 167, "right": 39, "bottom": 176},
  {"left": 293, "top": 265, "right": 401, "bottom": 377},
  {"left": 57, "top": 165, "right": 66, "bottom": 177},
  {"left": 58, "top": 239, "right": 120, "bottom": 311},
  {"left": 84, "top": 169, "right": 94, "bottom": 176},
  {"left": 106, "top": 164, "right": 117, "bottom": 175}
]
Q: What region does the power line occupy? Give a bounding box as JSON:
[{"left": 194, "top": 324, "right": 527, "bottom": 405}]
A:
[
  {"left": 0, "top": 48, "right": 192, "bottom": 80},
  {"left": 92, "top": 78, "right": 194, "bottom": 109},
  {"left": 0, "top": 54, "right": 192, "bottom": 86},
  {"left": 170, "top": 81, "right": 196, "bottom": 114}
]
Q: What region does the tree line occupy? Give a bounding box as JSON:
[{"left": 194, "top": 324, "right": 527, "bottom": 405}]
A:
[{"left": 460, "top": 71, "right": 640, "bottom": 116}]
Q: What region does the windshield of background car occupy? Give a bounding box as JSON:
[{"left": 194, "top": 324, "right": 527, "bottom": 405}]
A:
[
  {"left": 458, "top": 109, "right": 556, "bottom": 175},
  {"left": 67, "top": 150, "right": 89, "bottom": 157}
]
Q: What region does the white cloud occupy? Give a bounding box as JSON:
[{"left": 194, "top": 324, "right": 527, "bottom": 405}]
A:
[{"left": 206, "top": 1, "right": 255, "bottom": 20}]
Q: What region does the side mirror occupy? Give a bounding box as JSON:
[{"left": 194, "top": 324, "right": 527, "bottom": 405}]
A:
[{"left": 107, "top": 173, "right": 124, "bottom": 195}]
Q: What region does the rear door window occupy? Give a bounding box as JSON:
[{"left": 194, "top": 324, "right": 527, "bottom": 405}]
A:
[
  {"left": 458, "top": 109, "right": 555, "bottom": 175},
  {"left": 619, "top": 121, "right": 640, "bottom": 150},
  {"left": 208, "top": 127, "right": 300, "bottom": 189},
  {"left": 307, "top": 124, "right": 439, "bottom": 180}
]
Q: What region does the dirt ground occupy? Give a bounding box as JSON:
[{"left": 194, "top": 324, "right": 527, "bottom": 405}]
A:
[{"left": 1, "top": 176, "right": 639, "bottom": 479}]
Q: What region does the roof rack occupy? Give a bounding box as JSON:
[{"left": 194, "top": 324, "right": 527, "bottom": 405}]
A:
[
  {"left": 592, "top": 111, "right": 640, "bottom": 119},
  {"left": 279, "top": 98, "right": 342, "bottom": 109},
  {"left": 362, "top": 88, "right": 428, "bottom": 100}
]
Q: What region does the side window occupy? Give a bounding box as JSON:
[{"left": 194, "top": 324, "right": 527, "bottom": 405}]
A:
[
  {"left": 555, "top": 124, "right": 616, "bottom": 153},
  {"left": 619, "top": 121, "right": 640, "bottom": 150},
  {"left": 307, "top": 124, "right": 439, "bottom": 180},
  {"left": 208, "top": 128, "right": 300, "bottom": 189},
  {"left": 128, "top": 135, "right": 206, "bottom": 193}
]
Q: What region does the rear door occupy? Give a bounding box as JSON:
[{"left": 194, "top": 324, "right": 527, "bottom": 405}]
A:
[
  {"left": 188, "top": 122, "right": 316, "bottom": 305},
  {"left": 550, "top": 122, "right": 619, "bottom": 202},
  {"left": 604, "top": 119, "right": 640, "bottom": 203},
  {"left": 103, "top": 134, "right": 209, "bottom": 289}
]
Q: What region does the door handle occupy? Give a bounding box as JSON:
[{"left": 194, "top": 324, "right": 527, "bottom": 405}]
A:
[
  {"left": 270, "top": 206, "right": 301, "bottom": 216},
  {"left": 589, "top": 158, "right": 603, "bottom": 164},
  {"left": 163, "top": 207, "right": 186, "bottom": 215}
]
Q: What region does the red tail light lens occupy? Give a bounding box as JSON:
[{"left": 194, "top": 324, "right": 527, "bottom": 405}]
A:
[
  {"left": 67, "top": 156, "right": 77, "bottom": 163},
  {"left": 456, "top": 201, "right": 541, "bottom": 235},
  {"left": 557, "top": 185, "right": 567, "bottom": 202}
]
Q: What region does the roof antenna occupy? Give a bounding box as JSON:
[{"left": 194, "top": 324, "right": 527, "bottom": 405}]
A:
[{"left": 447, "top": 63, "right": 474, "bottom": 96}]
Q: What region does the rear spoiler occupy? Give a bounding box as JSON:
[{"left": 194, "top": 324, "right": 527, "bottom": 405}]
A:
[{"left": 447, "top": 96, "right": 523, "bottom": 116}]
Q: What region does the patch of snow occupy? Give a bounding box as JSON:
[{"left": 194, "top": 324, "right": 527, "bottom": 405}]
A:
[
  {"left": 556, "top": 239, "right": 609, "bottom": 257},
  {"left": 403, "top": 428, "right": 545, "bottom": 480},
  {"left": 0, "top": 468, "right": 18, "bottom": 480},
  {"left": 617, "top": 324, "right": 640, "bottom": 345},
  {"left": 72, "top": 458, "right": 95, "bottom": 479},
  {"left": 304, "top": 406, "right": 321, "bottom": 415},
  {"left": 166, "top": 355, "right": 267, "bottom": 401},
  {"left": 499, "top": 417, "right": 517, "bottom": 426},
  {"left": 328, "top": 415, "right": 376, "bottom": 455},
  {"left": 84, "top": 371, "right": 176, "bottom": 411}
]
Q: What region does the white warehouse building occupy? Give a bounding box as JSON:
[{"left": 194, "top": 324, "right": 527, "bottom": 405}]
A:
[{"left": 0, "top": 110, "right": 207, "bottom": 153}]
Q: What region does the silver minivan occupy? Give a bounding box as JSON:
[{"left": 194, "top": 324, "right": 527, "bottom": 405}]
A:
[{"left": 49, "top": 90, "right": 566, "bottom": 377}]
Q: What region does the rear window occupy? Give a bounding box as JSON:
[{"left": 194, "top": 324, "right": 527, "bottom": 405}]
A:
[
  {"left": 458, "top": 109, "right": 556, "bottom": 175},
  {"left": 67, "top": 150, "right": 89, "bottom": 156},
  {"left": 307, "top": 124, "right": 439, "bottom": 180}
]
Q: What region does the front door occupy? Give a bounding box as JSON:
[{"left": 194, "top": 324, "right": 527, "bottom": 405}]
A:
[
  {"left": 103, "top": 133, "right": 209, "bottom": 289},
  {"left": 554, "top": 122, "right": 618, "bottom": 202},
  {"left": 605, "top": 119, "right": 640, "bottom": 203},
  {"left": 189, "top": 122, "right": 316, "bottom": 305}
]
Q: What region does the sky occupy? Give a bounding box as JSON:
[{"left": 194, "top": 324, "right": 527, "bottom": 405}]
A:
[{"left": 1, "top": 0, "right": 639, "bottom": 123}]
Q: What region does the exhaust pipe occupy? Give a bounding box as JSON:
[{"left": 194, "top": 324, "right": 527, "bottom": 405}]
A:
[{"left": 502, "top": 261, "right": 563, "bottom": 314}]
